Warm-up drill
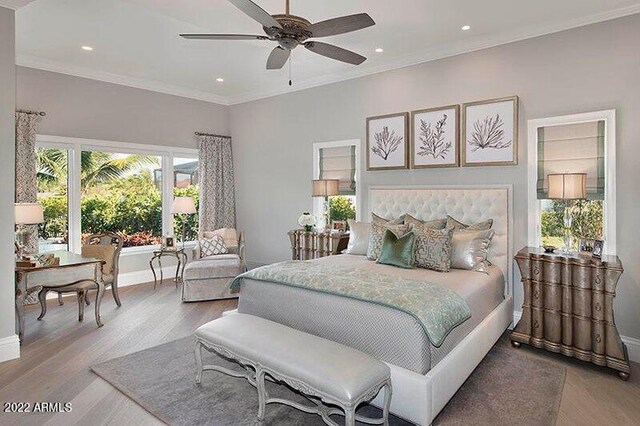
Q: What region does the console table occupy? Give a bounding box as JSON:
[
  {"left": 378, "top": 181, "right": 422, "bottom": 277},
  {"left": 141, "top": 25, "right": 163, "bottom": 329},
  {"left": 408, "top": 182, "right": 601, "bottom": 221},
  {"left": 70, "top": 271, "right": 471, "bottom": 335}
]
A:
[
  {"left": 288, "top": 230, "right": 349, "bottom": 260},
  {"left": 149, "top": 248, "right": 188, "bottom": 289},
  {"left": 510, "top": 247, "right": 630, "bottom": 380}
]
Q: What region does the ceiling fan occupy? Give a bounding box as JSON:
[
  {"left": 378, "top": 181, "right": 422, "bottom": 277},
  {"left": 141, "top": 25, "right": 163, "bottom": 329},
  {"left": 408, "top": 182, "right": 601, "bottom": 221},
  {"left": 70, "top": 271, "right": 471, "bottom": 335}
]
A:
[{"left": 180, "top": 0, "right": 376, "bottom": 70}]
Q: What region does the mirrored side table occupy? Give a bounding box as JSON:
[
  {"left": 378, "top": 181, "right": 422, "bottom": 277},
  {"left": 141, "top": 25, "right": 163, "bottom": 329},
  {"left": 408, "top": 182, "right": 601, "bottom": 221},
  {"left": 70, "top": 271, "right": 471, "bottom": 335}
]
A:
[{"left": 149, "top": 248, "right": 188, "bottom": 289}]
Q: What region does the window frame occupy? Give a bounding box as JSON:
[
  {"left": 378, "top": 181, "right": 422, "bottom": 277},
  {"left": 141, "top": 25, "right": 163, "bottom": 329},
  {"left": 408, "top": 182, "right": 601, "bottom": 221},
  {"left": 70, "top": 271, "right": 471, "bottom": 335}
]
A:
[
  {"left": 36, "top": 134, "right": 198, "bottom": 255},
  {"left": 526, "top": 110, "right": 616, "bottom": 254},
  {"left": 312, "top": 139, "right": 362, "bottom": 223}
]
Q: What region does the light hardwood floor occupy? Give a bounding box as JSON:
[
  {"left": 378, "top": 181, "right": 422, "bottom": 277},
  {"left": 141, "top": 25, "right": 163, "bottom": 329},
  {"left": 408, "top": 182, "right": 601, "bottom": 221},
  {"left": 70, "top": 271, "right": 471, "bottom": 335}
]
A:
[{"left": 0, "top": 281, "right": 638, "bottom": 426}]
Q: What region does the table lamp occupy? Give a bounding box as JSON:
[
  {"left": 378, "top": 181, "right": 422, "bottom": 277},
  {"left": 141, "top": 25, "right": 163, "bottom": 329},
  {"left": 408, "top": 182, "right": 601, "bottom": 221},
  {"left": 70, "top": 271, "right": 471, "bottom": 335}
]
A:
[
  {"left": 312, "top": 179, "right": 339, "bottom": 231},
  {"left": 548, "top": 173, "right": 587, "bottom": 253},
  {"left": 172, "top": 197, "right": 197, "bottom": 249},
  {"left": 15, "top": 202, "right": 44, "bottom": 259}
]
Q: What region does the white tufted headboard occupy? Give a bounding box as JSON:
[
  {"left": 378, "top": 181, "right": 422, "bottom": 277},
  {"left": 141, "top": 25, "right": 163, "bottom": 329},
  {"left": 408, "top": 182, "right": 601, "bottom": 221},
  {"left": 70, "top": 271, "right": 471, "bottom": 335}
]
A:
[{"left": 369, "top": 185, "right": 513, "bottom": 296}]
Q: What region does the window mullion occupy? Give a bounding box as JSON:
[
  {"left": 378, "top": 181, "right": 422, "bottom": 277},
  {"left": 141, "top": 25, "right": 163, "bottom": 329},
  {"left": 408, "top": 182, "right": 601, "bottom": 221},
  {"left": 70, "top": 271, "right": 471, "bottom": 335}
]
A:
[
  {"left": 162, "top": 154, "right": 173, "bottom": 238},
  {"left": 69, "top": 144, "right": 82, "bottom": 254}
]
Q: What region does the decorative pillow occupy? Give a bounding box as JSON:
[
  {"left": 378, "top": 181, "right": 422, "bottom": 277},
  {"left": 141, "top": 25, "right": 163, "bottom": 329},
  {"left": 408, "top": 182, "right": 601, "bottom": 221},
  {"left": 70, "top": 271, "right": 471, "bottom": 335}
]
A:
[
  {"left": 413, "top": 225, "right": 454, "bottom": 272},
  {"left": 377, "top": 230, "right": 416, "bottom": 269},
  {"left": 446, "top": 215, "right": 493, "bottom": 231},
  {"left": 372, "top": 212, "right": 405, "bottom": 225},
  {"left": 198, "top": 235, "right": 228, "bottom": 258},
  {"left": 345, "top": 219, "right": 370, "bottom": 255},
  {"left": 367, "top": 222, "right": 411, "bottom": 261},
  {"left": 203, "top": 228, "right": 238, "bottom": 250},
  {"left": 451, "top": 229, "right": 495, "bottom": 273},
  {"left": 404, "top": 214, "right": 447, "bottom": 229}
]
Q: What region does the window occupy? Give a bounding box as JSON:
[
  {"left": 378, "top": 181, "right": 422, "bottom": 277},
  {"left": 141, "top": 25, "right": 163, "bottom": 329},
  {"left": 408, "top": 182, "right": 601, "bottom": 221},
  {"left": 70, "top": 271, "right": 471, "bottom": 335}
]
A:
[
  {"left": 36, "top": 147, "right": 69, "bottom": 252},
  {"left": 528, "top": 110, "right": 616, "bottom": 254},
  {"left": 313, "top": 140, "right": 361, "bottom": 227},
  {"left": 35, "top": 135, "right": 198, "bottom": 253}
]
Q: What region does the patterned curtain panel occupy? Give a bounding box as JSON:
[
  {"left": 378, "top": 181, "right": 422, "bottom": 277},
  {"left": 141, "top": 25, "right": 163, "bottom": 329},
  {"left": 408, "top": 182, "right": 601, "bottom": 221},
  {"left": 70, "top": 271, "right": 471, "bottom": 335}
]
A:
[
  {"left": 198, "top": 135, "right": 236, "bottom": 233},
  {"left": 15, "top": 112, "right": 39, "bottom": 253}
]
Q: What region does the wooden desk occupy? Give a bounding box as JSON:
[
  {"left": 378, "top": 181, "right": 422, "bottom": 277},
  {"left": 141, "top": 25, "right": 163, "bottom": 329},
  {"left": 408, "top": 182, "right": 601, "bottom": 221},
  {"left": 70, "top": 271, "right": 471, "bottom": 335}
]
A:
[{"left": 15, "top": 251, "right": 105, "bottom": 343}]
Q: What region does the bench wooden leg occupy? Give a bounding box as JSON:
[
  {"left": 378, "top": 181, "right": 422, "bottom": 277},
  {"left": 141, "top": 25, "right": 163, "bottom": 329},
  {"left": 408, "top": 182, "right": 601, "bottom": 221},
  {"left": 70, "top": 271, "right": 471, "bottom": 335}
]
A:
[
  {"left": 194, "top": 340, "right": 203, "bottom": 384},
  {"left": 256, "top": 368, "right": 267, "bottom": 421}
]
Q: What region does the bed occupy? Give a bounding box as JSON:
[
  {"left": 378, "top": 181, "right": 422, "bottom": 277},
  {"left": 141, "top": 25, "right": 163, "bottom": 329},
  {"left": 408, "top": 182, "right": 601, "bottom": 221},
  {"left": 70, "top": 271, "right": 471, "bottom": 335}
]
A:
[{"left": 234, "top": 185, "right": 514, "bottom": 425}]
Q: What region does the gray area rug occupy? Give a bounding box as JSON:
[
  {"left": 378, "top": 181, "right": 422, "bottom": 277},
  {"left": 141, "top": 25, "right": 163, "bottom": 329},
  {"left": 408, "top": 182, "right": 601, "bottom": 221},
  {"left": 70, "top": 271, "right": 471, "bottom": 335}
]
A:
[{"left": 91, "top": 334, "right": 565, "bottom": 425}]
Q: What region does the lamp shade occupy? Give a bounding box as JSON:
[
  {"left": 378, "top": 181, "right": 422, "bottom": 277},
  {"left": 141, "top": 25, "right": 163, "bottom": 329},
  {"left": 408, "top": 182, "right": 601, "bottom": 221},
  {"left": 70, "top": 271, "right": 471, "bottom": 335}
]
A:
[
  {"left": 548, "top": 173, "right": 587, "bottom": 200},
  {"left": 15, "top": 203, "right": 44, "bottom": 225},
  {"left": 312, "top": 179, "right": 340, "bottom": 197},
  {"left": 171, "top": 197, "right": 197, "bottom": 214}
]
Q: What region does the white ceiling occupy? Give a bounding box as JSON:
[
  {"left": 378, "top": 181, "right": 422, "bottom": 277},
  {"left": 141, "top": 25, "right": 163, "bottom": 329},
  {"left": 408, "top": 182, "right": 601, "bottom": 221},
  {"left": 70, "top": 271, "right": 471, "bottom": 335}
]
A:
[{"left": 11, "top": 0, "right": 640, "bottom": 105}]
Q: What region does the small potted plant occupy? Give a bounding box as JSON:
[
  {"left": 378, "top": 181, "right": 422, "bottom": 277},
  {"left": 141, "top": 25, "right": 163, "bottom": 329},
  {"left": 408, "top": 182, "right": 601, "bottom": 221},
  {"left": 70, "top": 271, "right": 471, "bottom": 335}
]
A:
[{"left": 298, "top": 212, "right": 316, "bottom": 232}]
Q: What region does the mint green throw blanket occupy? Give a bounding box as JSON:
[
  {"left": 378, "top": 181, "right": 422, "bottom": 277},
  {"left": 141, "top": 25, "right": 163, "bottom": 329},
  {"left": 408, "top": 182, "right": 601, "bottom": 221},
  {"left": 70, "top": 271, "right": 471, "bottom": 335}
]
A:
[{"left": 230, "top": 261, "right": 471, "bottom": 347}]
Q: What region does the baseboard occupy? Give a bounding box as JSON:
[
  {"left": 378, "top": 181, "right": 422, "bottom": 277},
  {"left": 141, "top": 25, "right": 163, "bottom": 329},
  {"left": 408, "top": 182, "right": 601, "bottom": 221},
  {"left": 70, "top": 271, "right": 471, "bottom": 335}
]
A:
[
  {"left": 0, "top": 335, "right": 20, "bottom": 363},
  {"left": 512, "top": 310, "right": 639, "bottom": 363}
]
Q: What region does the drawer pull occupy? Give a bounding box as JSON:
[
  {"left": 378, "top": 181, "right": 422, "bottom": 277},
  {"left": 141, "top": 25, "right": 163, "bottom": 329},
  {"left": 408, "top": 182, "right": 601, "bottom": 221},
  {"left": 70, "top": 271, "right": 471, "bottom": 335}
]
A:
[
  {"left": 596, "top": 334, "right": 602, "bottom": 344},
  {"left": 595, "top": 275, "right": 602, "bottom": 285},
  {"left": 595, "top": 302, "right": 602, "bottom": 312},
  {"left": 533, "top": 290, "right": 540, "bottom": 299},
  {"left": 534, "top": 320, "right": 540, "bottom": 329},
  {"left": 533, "top": 266, "right": 540, "bottom": 276}
]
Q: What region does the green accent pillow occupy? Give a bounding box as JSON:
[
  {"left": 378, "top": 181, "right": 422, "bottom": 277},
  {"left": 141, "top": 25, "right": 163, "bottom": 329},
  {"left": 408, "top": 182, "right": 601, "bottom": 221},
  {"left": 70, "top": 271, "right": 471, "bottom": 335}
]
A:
[{"left": 377, "top": 229, "right": 416, "bottom": 269}]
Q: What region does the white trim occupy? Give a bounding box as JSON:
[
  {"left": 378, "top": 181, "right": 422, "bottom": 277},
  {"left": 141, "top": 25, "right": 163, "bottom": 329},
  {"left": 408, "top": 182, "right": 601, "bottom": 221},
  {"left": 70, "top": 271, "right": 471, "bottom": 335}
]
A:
[
  {"left": 17, "top": 54, "right": 228, "bottom": 105},
  {"left": 15, "top": 6, "right": 640, "bottom": 105},
  {"left": 512, "top": 310, "right": 640, "bottom": 363},
  {"left": 312, "top": 139, "right": 362, "bottom": 223},
  {"left": 527, "top": 109, "right": 616, "bottom": 254},
  {"left": 36, "top": 134, "right": 198, "bottom": 156},
  {"left": 117, "top": 266, "right": 176, "bottom": 288},
  {"left": 0, "top": 335, "right": 20, "bottom": 363}
]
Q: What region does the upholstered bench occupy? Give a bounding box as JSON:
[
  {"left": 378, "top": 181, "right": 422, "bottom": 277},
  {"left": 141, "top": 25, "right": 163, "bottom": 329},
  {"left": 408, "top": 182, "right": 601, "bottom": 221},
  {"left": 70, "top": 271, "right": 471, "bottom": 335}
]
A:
[{"left": 194, "top": 314, "right": 392, "bottom": 426}]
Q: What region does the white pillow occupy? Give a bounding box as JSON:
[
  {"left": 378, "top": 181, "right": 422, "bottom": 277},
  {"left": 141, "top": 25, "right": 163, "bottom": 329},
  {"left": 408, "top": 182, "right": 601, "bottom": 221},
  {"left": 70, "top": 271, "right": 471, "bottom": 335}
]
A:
[
  {"left": 198, "top": 235, "right": 228, "bottom": 258},
  {"left": 345, "top": 219, "right": 370, "bottom": 255}
]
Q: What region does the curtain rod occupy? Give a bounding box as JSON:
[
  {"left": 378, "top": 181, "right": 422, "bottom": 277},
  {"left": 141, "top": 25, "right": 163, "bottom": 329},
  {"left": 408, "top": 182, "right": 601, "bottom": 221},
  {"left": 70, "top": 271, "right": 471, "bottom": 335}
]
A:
[
  {"left": 17, "top": 109, "right": 46, "bottom": 117},
  {"left": 195, "top": 131, "right": 230, "bottom": 138}
]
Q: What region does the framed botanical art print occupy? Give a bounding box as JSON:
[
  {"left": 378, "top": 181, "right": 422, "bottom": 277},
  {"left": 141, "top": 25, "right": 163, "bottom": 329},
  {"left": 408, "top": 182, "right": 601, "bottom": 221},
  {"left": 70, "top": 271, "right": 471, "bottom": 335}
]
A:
[
  {"left": 366, "top": 112, "right": 409, "bottom": 170},
  {"left": 410, "top": 105, "right": 459, "bottom": 168},
  {"left": 462, "top": 96, "right": 518, "bottom": 167}
]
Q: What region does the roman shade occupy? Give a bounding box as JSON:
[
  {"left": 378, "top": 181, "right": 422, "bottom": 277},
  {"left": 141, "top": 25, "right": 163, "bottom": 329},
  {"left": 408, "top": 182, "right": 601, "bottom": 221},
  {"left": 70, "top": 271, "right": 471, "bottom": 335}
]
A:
[
  {"left": 319, "top": 145, "right": 356, "bottom": 196},
  {"left": 537, "top": 121, "right": 605, "bottom": 200}
]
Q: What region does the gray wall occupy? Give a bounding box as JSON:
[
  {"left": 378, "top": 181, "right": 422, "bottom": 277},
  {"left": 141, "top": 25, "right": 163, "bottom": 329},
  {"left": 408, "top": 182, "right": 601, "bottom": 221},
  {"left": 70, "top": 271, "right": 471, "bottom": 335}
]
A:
[
  {"left": 16, "top": 67, "right": 230, "bottom": 273},
  {"left": 230, "top": 15, "right": 640, "bottom": 340},
  {"left": 0, "top": 7, "right": 17, "bottom": 352}
]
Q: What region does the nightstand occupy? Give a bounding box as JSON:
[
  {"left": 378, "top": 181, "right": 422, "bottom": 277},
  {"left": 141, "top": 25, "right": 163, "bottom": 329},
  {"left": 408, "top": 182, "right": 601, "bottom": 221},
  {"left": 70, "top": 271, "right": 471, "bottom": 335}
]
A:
[
  {"left": 511, "top": 247, "right": 630, "bottom": 380},
  {"left": 287, "top": 230, "right": 349, "bottom": 260}
]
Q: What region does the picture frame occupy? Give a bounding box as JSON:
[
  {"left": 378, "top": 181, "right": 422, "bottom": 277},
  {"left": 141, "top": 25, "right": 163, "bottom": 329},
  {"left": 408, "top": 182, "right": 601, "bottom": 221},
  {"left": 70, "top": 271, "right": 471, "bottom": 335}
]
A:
[
  {"left": 461, "top": 96, "right": 519, "bottom": 167},
  {"left": 366, "top": 112, "right": 409, "bottom": 171},
  {"left": 410, "top": 105, "right": 459, "bottom": 169},
  {"left": 163, "top": 236, "right": 175, "bottom": 249},
  {"left": 592, "top": 239, "right": 604, "bottom": 259},
  {"left": 579, "top": 238, "right": 596, "bottom": 256},
  {"left": 331, "top": 220, "right": 347, "bottom": 232}
]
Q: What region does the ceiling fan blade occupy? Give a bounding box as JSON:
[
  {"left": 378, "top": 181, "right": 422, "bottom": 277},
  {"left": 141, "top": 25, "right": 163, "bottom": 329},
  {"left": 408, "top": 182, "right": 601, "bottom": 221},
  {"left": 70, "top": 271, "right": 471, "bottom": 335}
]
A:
[
  {"left": 227, "top": 0, "right": 282, "bottom": 29},
  {"left": 266, "top": 46, "right": 291, "bottom": 70},
  {"left": 180, "top": 34, "right": 270, "bottom": 40},
  {"left": 304, "top": 41, "right": 366, "bottom": 65},
  {"left": 308, "top": 13, "right": 375, "bottom": 38}
]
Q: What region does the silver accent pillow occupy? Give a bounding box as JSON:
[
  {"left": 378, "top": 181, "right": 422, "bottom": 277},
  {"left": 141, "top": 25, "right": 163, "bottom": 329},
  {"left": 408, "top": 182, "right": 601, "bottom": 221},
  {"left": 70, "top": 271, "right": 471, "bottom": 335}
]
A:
[
  {"left": 345, "top": 219, "right": 370, "bottom": 255},
  {"left": 451, "top": 229, "right": 495, "bottom": 273},
  {"left": 367, "top": 222, "right": 411, "bottom": 261},
  {"left": 446, "top": 215, "right": 493, "bottom": 231},
  {"left": 413, "top": 224, "right": 454, "bottom": 272},
  {"left": 372, "top": 212, "right": 405, "bottom": 225},
  {"left": 404, "top": 214, "right": 447, "bottom": 229}
]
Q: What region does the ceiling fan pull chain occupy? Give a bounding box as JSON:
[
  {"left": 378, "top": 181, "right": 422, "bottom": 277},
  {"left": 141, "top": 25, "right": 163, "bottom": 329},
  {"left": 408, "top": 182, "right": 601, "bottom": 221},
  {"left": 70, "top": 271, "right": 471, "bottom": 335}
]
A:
[{"left": 288, "top": 55, "right": 293, "bottom": 86}]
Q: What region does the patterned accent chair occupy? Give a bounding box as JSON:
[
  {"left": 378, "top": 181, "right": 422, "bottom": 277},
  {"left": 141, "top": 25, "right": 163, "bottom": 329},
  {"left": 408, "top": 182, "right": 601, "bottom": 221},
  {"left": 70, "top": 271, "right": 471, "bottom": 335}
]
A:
[
  {"left": 182, "top": 228, "right": 246, "bottom": 302},
  {"left": 42, "top": 233, "right": 124, "bottom": 321}
]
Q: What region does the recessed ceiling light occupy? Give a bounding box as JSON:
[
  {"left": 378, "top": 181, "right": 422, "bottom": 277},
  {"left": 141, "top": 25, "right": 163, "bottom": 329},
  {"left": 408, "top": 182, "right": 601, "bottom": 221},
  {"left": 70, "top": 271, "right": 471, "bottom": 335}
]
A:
[
  {"left": 461, "top": 25, "right": 471, "bottom": 31},
  {"left": 374, "top": 47, "right": 384, "bottom": 53},
  {"left": 216, "top": 77, "right": 224, "bottom": 83},
  {"left": 81, "top": 46, "right": 93, "bottom": 51}
]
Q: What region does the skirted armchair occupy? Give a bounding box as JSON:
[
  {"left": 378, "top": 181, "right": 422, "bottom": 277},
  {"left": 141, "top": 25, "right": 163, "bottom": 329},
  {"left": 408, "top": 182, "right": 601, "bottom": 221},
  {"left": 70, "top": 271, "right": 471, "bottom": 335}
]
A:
[{"left": 182, "top": 228, "right": 246, "bottom": 302}]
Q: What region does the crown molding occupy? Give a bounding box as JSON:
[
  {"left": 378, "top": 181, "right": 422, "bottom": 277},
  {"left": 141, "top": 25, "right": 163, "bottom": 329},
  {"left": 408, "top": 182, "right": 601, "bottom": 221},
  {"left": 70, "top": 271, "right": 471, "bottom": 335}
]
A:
[
  {"left": 0, "top": 0, "right": 36, "bottom": 10},
  {"left": 226, "top": 5, "right": 640, "bottom": 104},
  {"left": 14, "top": 5, "right": 640, "bottom": 106},
  {"left": 16, "top": 54, "right": 229, "bottom": 105}
]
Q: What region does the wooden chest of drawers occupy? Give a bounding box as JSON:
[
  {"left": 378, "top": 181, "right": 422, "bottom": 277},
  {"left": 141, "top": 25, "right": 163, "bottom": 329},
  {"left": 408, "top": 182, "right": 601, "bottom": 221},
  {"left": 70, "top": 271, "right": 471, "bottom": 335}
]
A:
[
  {"left": 510, "top": 247, "right": 630, "bottom": 380},
  {"left": 288, "top": 230, "right": 349, "bottom": 260}
]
